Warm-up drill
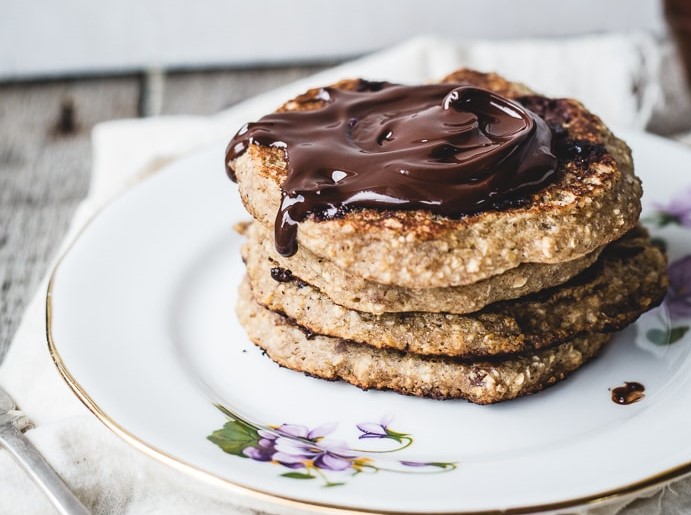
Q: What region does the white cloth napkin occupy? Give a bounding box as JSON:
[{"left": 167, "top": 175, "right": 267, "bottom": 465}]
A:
[{"left": 2, "top": 33, "right": 691, "bottom": 514}]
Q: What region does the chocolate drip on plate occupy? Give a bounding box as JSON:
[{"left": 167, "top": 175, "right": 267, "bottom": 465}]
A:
[{"left": 611, "top": 382, "right": 645, "bottom": 405}]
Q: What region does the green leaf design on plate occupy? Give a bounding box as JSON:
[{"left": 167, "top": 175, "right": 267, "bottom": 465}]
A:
[
  {"left": 281, "top": 472, "right": 315, "bottom": 480},
  {"left": 647, "top": 326, "right": 690, "bottom": 345},
  {"left": 384, "top": 428, "right": 409, "bottom": 441},
  {"left": 669, "top": 326, "right": 690, "bottom": 343},
  {"left": 647, "top": 328, "right": 667, "bottom": 345},
  {"left": 427, "top": 462, "right": 458, "bottom": 471},
  {"left": 643, "top": 212, "right": 682, "bottom": 228},
  {"left": 207, "top": 419, "right": 260, "bottom": 458}
]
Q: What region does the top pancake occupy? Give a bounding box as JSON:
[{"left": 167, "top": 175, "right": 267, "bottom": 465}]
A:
[{"left": 229, "top": 70, "right": 642, "bottom": 288}]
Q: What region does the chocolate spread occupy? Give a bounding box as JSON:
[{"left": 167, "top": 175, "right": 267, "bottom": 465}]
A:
[
  {"left": 227, "top": 80, "right": 557, "bottom": 256},
  {"left": 611, "top": 382, "right": 645, "bottom": 405}
]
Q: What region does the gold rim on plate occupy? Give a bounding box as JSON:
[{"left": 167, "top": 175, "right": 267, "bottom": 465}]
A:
[{"left": 44, "top": 145, "right": 691, "bottom": 515}]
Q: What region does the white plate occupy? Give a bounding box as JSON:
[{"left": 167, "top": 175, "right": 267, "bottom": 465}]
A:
[{"left": 48, "top": 130, "right": 691, "bottom": 514}]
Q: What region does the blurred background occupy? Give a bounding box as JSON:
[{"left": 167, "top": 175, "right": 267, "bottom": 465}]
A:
[
  {"left": 0, "top": 0, "right": 666, "bottom": 80},
  {"left": 0, "top": 0, "right": 688, "bottom": 360}
]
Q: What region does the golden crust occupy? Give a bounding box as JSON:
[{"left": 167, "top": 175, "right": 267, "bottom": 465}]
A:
[
  {"left": 237, "top": 280, "right": 611, "bottom": 405},
  {"left": 244, "top": 227, "right": 668, "bottom": 358},
  {"left": 230, "top": 70, "right": 642, "bottom": 288},
  {"left": 245, "top": 221, "right": 603, "bottom": 315}
]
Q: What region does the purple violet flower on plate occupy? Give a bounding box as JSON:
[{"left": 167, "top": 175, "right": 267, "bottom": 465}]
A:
[
  {"left": 357, "top": 417, "right": 392, "bottom": 439},
  {"left": 242, "top": 429, "right": 278, "bottom": 462},
  {"left": 209, "top": 408, "right": 457, "bottom": 487},
  {"left": 273, "top": 432, "right": 355, "bottom": 472},
  {"left": 668, "top": 255, "right": 691, "bottom": 320},
  {"left": 651, "top": 187, "right": 691, "bottom": 227}
]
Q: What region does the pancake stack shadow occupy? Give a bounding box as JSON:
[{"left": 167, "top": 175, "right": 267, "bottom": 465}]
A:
[{"left": 228, "top": 70, "right": 669, "bottom": 404}]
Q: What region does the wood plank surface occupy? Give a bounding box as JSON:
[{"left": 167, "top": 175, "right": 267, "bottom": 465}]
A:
[{"left": 0, "top": 65, "right": 327, "bottom": 362}]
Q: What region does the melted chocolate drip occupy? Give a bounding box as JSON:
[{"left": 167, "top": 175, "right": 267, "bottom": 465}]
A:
[
  {"left": 611, "top": 382, "right": 645, "bottom": 405},
  {"left": 270, "top": 267, "right": 293, "bottom": 283},
  {"left": 227, "top": 81, "right": 557, "bottom": 256}
]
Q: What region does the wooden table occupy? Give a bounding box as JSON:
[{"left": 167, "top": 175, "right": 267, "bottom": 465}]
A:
[{"left": 0, "top": 65, "right": 331, "bottom": 362}]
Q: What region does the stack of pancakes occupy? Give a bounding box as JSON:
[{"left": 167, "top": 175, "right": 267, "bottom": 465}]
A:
[{"left": 228, "top": 70, "right": 668, "bottom": 404}]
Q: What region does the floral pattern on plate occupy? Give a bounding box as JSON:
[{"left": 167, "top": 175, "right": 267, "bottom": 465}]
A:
[
  {"left": 645, "top": 254, "right": 691, "bottom": 345},
  {"left": 208, "top": 406, "right": 456, "bottom": 487},
  {"left": 643, "top": 189, "right": 691, "bottom": 345},
  {"left": 645, "top": 186, "right": 691, "bottom": 228}
]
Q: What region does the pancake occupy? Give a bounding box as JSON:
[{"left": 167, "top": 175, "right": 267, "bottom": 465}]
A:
[
  {"left": 229, "top": 70, "right": 641, "bottom": 288},
  {"left": 245, "top": 222, "right": 603, "bottom": 315},
  {"left": 244, "top": 226, "right": 668, "bottom": 357},
  {"left": 236, "top": 279, "right": 612, "bottom": 405}
]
